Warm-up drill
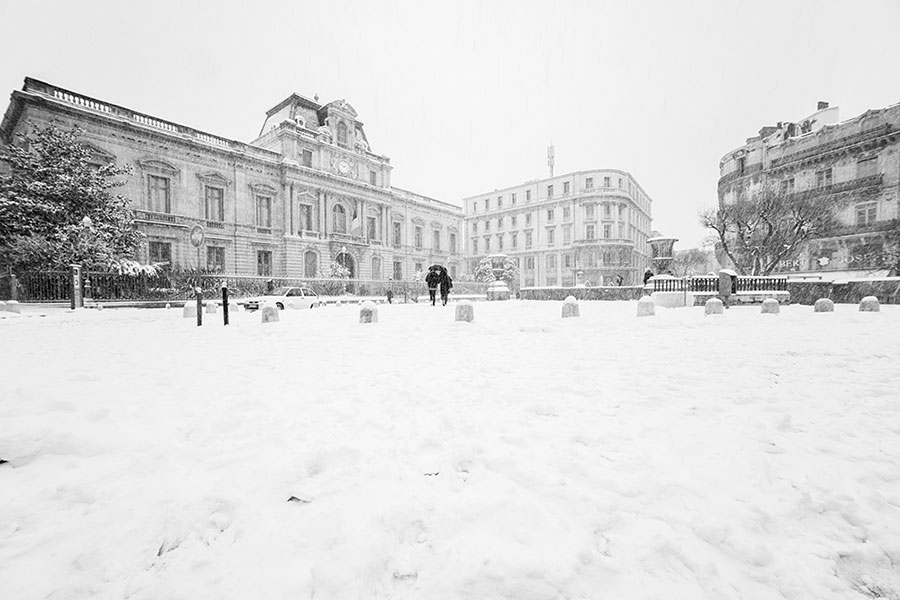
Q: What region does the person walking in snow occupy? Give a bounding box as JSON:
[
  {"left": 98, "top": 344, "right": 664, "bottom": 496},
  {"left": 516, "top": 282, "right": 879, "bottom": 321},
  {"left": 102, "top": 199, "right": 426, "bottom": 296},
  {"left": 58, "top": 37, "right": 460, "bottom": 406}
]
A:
[
  {"left": 439, "top": 270, "right": 453, "bottom": 306},
  {"left": 425, "top": 267, "right": 441, "bottom": 306}
]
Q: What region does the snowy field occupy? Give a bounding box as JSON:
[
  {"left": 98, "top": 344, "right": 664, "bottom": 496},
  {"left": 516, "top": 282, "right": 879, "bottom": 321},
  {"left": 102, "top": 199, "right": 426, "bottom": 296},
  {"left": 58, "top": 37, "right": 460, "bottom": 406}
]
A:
[{"left": 1, "top": 300, "right": 899, "bottom": 600}]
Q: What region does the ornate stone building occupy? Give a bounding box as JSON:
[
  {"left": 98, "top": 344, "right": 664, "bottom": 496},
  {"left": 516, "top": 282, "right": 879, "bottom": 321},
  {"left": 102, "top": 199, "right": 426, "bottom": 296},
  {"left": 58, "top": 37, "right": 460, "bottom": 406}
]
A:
[
  {"left": 463, "top": 170, "right": 653, "bottom": 287},
  {"left": 0, "top": 78, "right": 463, "bottom": 280},
  {"left": 718, "top": 101, "right": 900, "bottom": 278}
]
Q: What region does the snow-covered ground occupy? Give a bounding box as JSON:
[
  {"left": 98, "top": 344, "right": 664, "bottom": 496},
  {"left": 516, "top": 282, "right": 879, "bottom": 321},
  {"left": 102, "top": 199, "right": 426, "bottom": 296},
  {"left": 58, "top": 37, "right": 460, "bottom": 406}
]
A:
[{"left": 1, "top": 300, "right": 899, "bottom": 599}]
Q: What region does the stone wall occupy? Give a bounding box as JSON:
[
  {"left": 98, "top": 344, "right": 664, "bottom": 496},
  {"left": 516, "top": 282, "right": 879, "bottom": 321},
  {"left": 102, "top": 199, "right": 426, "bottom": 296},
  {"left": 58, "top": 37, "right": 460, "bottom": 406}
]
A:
[
  {"left": 519, "top": 286, "right": 645, "bottom": 301},
  {"left": 787, "top": 278, "right": 900, "bottom": 304}
]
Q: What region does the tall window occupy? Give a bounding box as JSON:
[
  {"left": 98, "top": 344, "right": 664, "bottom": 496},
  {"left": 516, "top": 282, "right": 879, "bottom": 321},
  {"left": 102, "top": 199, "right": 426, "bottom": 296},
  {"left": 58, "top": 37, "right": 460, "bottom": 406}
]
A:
[
  {"left": 472, "top": 222, "right": 478, "bottom": 234},
  {"left": 472, "top": 238, "right": 478, "bottom": 254},
  {"left": 257, "top": 250, "right": 272, "bottom": 276},
  {"left": 585, "top": 177, "right": 593, "bottom": 189},
  {"left": 393, "top": 260, "right": 403, "bottom": 280},
  {"left": 563, "top": 207, "right": 570, "bottom": 220},
  {"left": 547, "top": 228, "right": 555, "bottom": 246},
  {"left": 816, "top": 169, "right": 833, "bottom": 188},
  {"left": 564, "top": 254, "right": 572, "bottom": 268},
  {"left": 367, "top": 216, "right": 377, "bottom": 241},
  {"left": 585, "top": 205, "right": 595, "bottom": 219},
  {"left": 547, "top": 184, "right": 554, "bottom": 197},
  {"left": 547, "top": 209, "right": 554, "bottom": 222},
  {"left": 472, "top": 200, "right": 478, "bottom": 213},
  {"left": 433, "top": 229, "right": 441, "bottom": 251},
  {"left": 526, "top": 190, "right": 532, "bottom": 202},
  {"left": 525, "top": 231, "right": 533, "bottom": 249},
  {"left": 618, "top": 178, "right": 623, "bottom": 189},
  {"left": 586, "top": 224, "right": 595, "bottom": 239},
  {"left": 299, "top": 204, "right": 313, "bottom": 231},
  {"left": 333, "top": 204, "right": 347, "bottom": 233},
  {"left": 498, "top": 235, "right": 504, "bottom": 251},
  {"left": 484, "top": 237, "right": 491, "bottom": 252},
  {"left": 414, "top": 262, "right": 423, "bottom": 274},
  {"left": 205, "top": 186, "right": 224, "bottom": 221},
  {"left": 449, "top": 233, "right": 457, "bottom": 254},
  {"left": 301, "top": 149, "right": 313, "bottom": 168},
  {"left": 337, "top": 122, "right": 348, "bottom": 147},
  {"left": 485, "top": 220, "right": 491, "bottom": 232},
  {"left": 858, "top": 157, "right": 878, "bottom": 178},
  {"left": 393, "top": 221, "right": 402, "bottom": 246},
  {"left": 511, "top": 215, "right": 518, "bottom": 228},
  {"left": 604, "top": 203, "right": 611, "bottom": 218},
  {"left": 563, "top": 181, "right": 570, "bottom": 194},
  {"left": 304, "top": 250, "right": 318, "bottom": 277},
  {"left": 256, "top": 196, "right": 272, "bottom": 228},
  {"left": 498, "top": 217, "right": 504, "bottom": 230},
  {"left": 511, "top": 232, "right": 518, "bottom": 249},
  {"left": 415, "top": 226, "right": 423, "bottom": 249},
  {"left": 147, "top": 175, "right": 170, "bottom": 213},
  {"left": 546, "top": 255, "right": 556, "bottom": 270},
  {"left": 149, "top": 241, "right": 171, "bottom": 265},
  {"left": 485, "top": 198, "right": 491, "bottom": 211},
  {"left": 525, "top": 256, "right": 534, "bottom": 270},
  {"left": 371, "top": 256, "right": 382, "bottom": 279},
  {"left": 603, "top": 224, "right": 611, "bottom": 238},
  {"left": 563, "top": 226, "right": 571, "bottom": 244},
  {"left": 511, "top": 192, "right": 517, "bottom": 205},
  {"left": 207, "top": 246, "right": 225, "bottom": 270},
  {"left": 498, "top": 196, "right": 503, "bottom": 208},
  {"left": 856, "top": 202, "right": 877, "bottom": 226},
  {"left": 603, "top": 176, "right": 610, "bottom": 187},
  {"left": 525, "top": 214, "right": 532, "bottom": 226}
]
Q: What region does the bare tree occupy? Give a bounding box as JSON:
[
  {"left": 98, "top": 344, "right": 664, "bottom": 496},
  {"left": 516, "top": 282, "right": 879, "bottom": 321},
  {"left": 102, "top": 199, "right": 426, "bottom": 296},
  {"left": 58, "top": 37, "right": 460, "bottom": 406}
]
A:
[
  {"left": 700, "top": 184, "right": 836, "bottom": 275},
  {"left": 672, "top": 248, "right": 713, "bottom": 276}
]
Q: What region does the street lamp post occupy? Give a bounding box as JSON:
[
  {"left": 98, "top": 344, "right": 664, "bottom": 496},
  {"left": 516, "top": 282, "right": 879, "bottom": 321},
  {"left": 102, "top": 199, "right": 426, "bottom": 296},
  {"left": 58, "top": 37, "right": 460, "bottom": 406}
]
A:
[
  {"left": 341, "top": 245, "right": 348, "bottom": 295},
  {"left": 80, "top": 216, "right": 94, "bottom": 304}
]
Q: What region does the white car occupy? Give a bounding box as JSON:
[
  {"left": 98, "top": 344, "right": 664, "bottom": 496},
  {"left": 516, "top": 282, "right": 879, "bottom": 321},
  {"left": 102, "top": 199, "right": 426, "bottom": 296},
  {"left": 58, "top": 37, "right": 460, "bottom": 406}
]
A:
[{"left": 240, "top": 287, "right": 319, "bottom": 311}]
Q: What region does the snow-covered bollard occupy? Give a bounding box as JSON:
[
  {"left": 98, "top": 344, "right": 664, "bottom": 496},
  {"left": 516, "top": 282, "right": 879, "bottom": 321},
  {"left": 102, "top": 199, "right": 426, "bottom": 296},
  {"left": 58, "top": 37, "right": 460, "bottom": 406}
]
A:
[
  {"left": 96, "top": 303, "right": 104, "bottom": 311},
  {"left": 636, "top": 295, "right": 655, "bottom": 317},
  {"left": 0, "top": 301, "right": 6, "bottom": 312},
  {"left": 359, "top": 300, "right": 378, "bottom": 324},
  {"left": 260, "top": 302, "right": 280, "bottom": 323},
  {"left": 561, "top": 295, "right": 580, "bottom": 319},
  {"left": 4, "top": 300, "right": 20, "bottom": 314},
  {"left": 859, "top": 296, "right": 880, "bottom": 312},
  {"left": 335, "top": 300, "right": 342, "bottom": 307},
  {"left": 761, "top": 298, "right": 780, "bottom": 314},
  {"left": 165, "top": 303, "right": 171, "bottom": 310},
  {"left": 814, "top": 298, "right": 834, "bottom": 313},
  {"left": 205, "top": 302, "right": 217, "bottom": 315},
  {"left": 455, "top": 300, "right": 474, "bottom": 323},
  {"left": 182, "top": 302, "right": 197, "bottom": 319},
  {"left": 704, "top": 297, "right": 724, "bottom": 315}
]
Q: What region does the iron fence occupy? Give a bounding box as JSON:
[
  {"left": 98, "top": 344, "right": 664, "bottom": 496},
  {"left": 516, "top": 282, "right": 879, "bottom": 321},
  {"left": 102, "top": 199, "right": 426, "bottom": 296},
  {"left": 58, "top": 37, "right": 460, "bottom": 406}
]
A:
[{"left": 7, "top": 270, "right": 488, "bottom": 303}]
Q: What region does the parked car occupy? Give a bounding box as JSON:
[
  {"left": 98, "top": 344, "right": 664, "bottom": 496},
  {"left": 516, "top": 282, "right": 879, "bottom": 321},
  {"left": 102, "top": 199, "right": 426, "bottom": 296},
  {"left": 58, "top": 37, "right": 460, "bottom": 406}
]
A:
[{"left": 239, "top": 287, "right": 319, "bottom": 311}]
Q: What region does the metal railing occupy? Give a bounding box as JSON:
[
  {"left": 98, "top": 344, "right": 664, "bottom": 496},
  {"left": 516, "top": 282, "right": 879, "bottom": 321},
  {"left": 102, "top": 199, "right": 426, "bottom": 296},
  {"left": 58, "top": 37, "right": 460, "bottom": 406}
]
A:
[
  {"left": 652, "top": 276, "right": 788, "bottom": 293},
  {"left": 9, "top": 271, "right": 489, "bottom": 303}
]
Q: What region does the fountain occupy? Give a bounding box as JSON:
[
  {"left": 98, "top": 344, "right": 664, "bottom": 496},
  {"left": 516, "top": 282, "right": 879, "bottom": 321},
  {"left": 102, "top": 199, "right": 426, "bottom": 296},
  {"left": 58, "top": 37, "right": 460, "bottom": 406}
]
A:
[{"left": 485, "top": 253, "right": 512, "bottom": 301}]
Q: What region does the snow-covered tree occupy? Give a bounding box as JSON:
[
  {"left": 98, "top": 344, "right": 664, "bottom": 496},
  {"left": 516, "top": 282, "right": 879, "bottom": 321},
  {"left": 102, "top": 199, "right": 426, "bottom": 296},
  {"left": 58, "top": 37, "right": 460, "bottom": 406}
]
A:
[
  {"left": 473, "top": 256, "right": 519, "bottom": 285},
  {"left": 0, "top": 121, "right": 143, "bottom": 271}
]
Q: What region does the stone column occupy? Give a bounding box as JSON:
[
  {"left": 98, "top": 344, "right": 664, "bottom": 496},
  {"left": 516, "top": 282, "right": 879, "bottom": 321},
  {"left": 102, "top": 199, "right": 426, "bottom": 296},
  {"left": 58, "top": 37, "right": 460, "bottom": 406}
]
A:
[
  {"left": 320, "top": 191, "right": 327, "bottom": 238},
  {"left": 360, "top": 199, "right": 368, "bottom": 242}
]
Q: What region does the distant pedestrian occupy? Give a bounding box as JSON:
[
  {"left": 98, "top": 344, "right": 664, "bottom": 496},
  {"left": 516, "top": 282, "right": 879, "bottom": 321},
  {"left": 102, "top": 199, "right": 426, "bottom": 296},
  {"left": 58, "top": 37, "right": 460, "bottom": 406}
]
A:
[
  {"left": 616, "top": 274, "right": 624, "bottom": 286},
  {"left": 425, "top": 267, "right": 441, "bottom": 306},
  {"left": 386, "top": 289, "right": 393, "bottom": 304},
  {"left": 440, "top": 271, "right": 453, "bottom": 306},
  {"left": 643, "top": 269, "right": 654, "bottom": 285}
]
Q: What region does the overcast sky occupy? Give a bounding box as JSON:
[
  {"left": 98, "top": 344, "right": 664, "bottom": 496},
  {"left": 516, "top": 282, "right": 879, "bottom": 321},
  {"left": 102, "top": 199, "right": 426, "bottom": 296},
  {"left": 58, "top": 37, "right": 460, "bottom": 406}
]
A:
[{"left": 2, "top": 0, "right": 899, "bottom": 248}]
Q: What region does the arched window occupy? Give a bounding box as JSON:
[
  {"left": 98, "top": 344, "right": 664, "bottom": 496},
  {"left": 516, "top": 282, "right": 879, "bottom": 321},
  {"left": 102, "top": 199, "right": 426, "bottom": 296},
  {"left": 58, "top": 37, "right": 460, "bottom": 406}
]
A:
[
  {"left": 337, "top": 122, "right": 348, "bottom": 147},
  {"left": 333, "top": 204, "right": 347, "bottom": 233},
  {"left": 371, "top": 256, "right": 382, "bottom": 279},
  {"left": 304, "top": 250, "right": 318, "bottom": 277}
]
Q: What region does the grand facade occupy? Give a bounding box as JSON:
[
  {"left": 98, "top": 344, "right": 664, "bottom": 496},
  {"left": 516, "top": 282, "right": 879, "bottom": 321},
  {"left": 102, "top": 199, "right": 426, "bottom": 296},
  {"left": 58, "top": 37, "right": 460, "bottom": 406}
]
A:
[
  {"left": 463, "top": 171, "right": 653, "bottom": 287},
  {"left": 0, "top": 78, "right": 464, "bottom": 281},
  {"left": 718, "top": 101, "right": 900, "bottom": 278}
]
